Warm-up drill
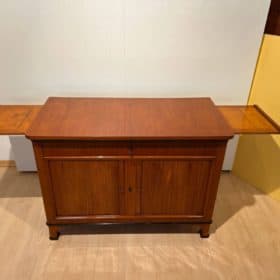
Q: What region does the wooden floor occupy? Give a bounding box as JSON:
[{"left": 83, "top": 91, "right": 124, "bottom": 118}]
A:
[{"left": 0, "top": 167, "right": 279, "bottom": 280}]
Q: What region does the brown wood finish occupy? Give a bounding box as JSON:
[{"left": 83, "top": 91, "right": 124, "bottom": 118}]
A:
[
  {"left": 0, "top": 105, "right": 41, "bottom": 135},
  {"left": 1, "top": 97, "right": 278, "bottom": 240},
  {"left": 49, "top": 160, "right": 123, "bottom": 216},
  {"left": 124, "top": 160, "right": 141, "bottom": 215},
  {"left": 140, "top": 159, "right": 212, "bottom": 215},
  {"left": 26, "top": 97, "right": 280, "bottom": 240},
  {"left": 1, "top": 102, "right": 278, "bottom": 137},
  {"left": 26, "top": 97, "right": 233, "bottom": 140},
  {"left": 265, "top": 0, "right": 280, "bottom": 36},
  {"left": 217, "top": 105, "right": 280, "bottom": 134},
  {"left": 33, "top": 139, "right": 226, "bottom": 239},
  {"left": 49, "top": 225, "right": 60, "bottom": 240},
  {"left": 28, "top": 97, "right": 234, "bottom": 239},
  {"left": 32, "top": 142, "right": 58, "bottom": 223}
]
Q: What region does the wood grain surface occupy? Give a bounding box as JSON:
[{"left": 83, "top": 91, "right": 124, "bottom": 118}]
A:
[
  {"left": 26, "top": 97, "right": 234, "bottom": 140},
  {"left": 49, "top": 160, "right": 123, "bottom": 216},
  {"left": 32, "top": 139, "right": 226, "bottom": 239},
  {"left": 1, "top": 101, "right": 279, "bottom": 137},
  {"left": 217, "top": 105, "right": 280, "bottom": 134},
  {"left": 140, "top": 159, "right": 211, "bottom": 215},
  {"left": 0, "top": 105, "right": 42, "bottom": 135}
]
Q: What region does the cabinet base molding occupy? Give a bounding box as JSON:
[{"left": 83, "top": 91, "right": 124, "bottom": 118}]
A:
[{"left": 46, "top": 220, "right": 212, "bottom": 240}]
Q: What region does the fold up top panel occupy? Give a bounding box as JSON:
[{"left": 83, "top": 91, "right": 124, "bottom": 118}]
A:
[
  {"left": 0, "top": 103, "right": 279, "bottom": 136},
  {"left": 0, "top": 105, "right": 42, "bottom": 135},
  {"left": 217, "top": 105, "right": 280, "bottom": 134}
]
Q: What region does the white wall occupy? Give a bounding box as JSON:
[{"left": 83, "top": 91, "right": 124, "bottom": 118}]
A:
[
  {"left": 0, "top": 1, "right": 270, "bottom": 168},
  {"left": 0, "top": 137, "right": 14, "bottom": 160}
]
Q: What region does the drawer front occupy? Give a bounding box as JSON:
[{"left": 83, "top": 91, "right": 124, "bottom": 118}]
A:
[
  {"left": 41, "top": 141, "right": 131, "bottom": 157},
  {"left": 40, "top": 140, "right": 225, "bottom": 159},
  {"left": 132, "top": 140, "right": 223, "bottom": 156}
]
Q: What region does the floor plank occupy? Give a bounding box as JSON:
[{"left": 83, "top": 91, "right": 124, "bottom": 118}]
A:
[{"left": 0, "top": 167, "right": 279, "bottom": 280}]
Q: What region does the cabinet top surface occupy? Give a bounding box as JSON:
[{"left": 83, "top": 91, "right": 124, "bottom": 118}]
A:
[{"left": 26, "top": 97, "right": 233, "bottom": 140}]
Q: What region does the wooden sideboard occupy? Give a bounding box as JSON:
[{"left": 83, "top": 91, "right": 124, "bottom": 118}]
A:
[
  {"left": 32, "top": 139, "right": 228, "bottom": 239},
  {"left": 1, "top": 97, "right": 279, "bottom": 239}
]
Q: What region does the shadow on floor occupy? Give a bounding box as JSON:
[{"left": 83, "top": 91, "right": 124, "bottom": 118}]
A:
[
  {"left": 0, "top": 167, "right": 41, "bottom": 198},
  {"left": 211, "top": 172, "right": 258, "bottom": 232}
]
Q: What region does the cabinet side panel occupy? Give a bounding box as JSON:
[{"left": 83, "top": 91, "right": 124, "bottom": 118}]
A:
[
  {"left": 203, "top": 142, "right": 228, "bottom": 220},
  {"left": 32, "top": 142, "right": 57, "bottom": 223}
]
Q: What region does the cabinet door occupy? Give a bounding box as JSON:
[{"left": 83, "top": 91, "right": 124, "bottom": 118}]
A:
[
  {"left": 140, "top": 159, "right": 212, "bottom": 216},
  {"left": 48, "top": 160, "right": 124, "bottom": 216}
]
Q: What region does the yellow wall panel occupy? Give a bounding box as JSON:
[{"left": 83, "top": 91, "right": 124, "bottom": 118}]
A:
[{"left": 233, "top": 34, "right": 280, "bottom": 201}]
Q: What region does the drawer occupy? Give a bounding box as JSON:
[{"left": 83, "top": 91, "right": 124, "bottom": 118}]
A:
[
  {"left": 132, "top": 140, "right": 225, "bottom": 156},
  {"left": 41, "top": 141, "right": 131, "bottom": 157}
]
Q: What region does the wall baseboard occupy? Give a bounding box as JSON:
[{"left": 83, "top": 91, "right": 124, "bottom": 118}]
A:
[{"left": 0, "top": 160, "right": 16, "bottom": 167}]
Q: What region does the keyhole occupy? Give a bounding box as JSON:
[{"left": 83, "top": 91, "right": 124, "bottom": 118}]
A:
[{"left": 128, "top": 187, "right": 132, "bottom": 192}]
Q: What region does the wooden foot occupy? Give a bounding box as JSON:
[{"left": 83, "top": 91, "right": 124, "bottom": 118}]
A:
[
  {"left": 199, "top": 224, "right": 210, "bottom": 238},
  {"left": 49, "top": 225, "right": 60, "bottom": 240}
]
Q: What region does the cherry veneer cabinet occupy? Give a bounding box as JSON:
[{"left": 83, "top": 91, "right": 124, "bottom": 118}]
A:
[{"left": 1, "top": 97, "right": 279, "bottom": 239}]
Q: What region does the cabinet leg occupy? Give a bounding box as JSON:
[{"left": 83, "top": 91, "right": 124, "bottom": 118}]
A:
[
  {"left": 49, "top": 225, "right": 60, "bottom": 240},
  {"left": 199, "top": 224, "right": 210, "bottom": 238}
]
